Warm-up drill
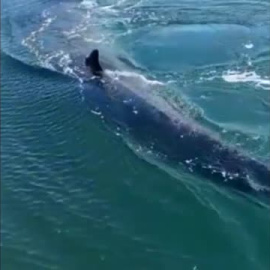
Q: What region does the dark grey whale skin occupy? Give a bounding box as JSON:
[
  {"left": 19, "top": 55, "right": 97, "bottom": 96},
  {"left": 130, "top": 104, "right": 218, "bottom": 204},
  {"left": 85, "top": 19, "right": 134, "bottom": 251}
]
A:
[{"left": 84, "top": 50, "right": 270, "bottom": 203}]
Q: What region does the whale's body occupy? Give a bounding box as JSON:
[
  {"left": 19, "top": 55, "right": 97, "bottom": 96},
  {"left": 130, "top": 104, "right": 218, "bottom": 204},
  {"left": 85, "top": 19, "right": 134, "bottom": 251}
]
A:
[{"left": 84, "top": 50, "right": 270, "bottom": 201}]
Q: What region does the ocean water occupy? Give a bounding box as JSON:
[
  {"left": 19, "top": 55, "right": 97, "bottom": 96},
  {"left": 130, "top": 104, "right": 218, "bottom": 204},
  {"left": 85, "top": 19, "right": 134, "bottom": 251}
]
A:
[{"left": 1, "top": 0, "right": 270, "bottom": 269}]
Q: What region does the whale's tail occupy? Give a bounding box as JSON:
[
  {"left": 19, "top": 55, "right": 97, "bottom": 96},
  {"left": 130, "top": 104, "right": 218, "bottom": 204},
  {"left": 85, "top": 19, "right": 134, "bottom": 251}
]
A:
[{"left": 85, "top": 49, "right": 103, "bottom": 76}]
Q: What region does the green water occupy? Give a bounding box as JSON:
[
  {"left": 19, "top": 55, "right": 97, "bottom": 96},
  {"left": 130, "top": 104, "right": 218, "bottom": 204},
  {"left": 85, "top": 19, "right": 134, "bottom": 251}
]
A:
[{"left": 1, "top": 0, "right": 270, "bottom": 269}]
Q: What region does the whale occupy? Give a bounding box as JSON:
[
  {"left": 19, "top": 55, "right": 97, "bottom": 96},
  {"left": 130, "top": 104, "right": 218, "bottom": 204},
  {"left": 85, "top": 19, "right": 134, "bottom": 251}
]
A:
[{"left": 84, "top": 49, "right": 270, "bottom": 202}]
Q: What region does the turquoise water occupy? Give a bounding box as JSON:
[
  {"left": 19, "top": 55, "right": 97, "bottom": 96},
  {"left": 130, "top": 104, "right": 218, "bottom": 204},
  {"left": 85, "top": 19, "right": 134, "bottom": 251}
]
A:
[{"left": 1, "top": 0, "right": 270, "bottom": 269}]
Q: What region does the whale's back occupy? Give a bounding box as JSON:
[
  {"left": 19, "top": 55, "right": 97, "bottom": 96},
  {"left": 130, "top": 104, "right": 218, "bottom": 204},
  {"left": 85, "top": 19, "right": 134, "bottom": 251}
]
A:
[{"left": 84, "top": 50, "right": 270, "bottom": 200}]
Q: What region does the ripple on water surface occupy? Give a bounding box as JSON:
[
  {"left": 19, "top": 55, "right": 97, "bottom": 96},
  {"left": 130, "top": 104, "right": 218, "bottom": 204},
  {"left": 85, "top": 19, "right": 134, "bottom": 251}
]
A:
[{"left": 1, "top": 0, "right": 270, "bottom": 269}]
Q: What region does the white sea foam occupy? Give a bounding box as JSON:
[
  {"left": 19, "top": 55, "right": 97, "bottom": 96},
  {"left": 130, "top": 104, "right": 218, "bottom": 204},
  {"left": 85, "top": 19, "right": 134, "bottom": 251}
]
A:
[
  {"left": 222, "top": 70, "right": 270, "bottom": 90},
  {"left": 244, "top": 42, "right": 254, "bottom": 49},
  {"left": 106, "top": 70, "right": 165, "bottom": 86},
  {"left": 84, "top": 37, "right": 106, "bottom": 44},
  {"left": 246, "top": 174, "right": 268, "bottom": 192},
  {"left": 43, "top": 51, "right": 65, "bottom": 70},
  {"left": 22, "top": 15, "right": 56, "bottom": 47},
  {"left": 22, "top": 11, "right": 57, "bottom": 69},
  {"left": 79, "top": 0, "right": 98, "bottom": 9}
]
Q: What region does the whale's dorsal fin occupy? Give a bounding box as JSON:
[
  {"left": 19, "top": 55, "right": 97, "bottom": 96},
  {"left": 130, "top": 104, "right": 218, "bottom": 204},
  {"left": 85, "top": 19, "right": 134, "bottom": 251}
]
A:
[{"left": 85, "top": 49, "right": 103, "bottom": 76}]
